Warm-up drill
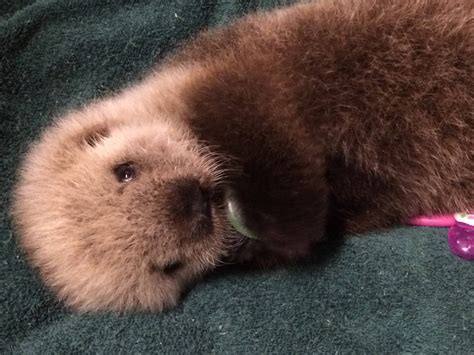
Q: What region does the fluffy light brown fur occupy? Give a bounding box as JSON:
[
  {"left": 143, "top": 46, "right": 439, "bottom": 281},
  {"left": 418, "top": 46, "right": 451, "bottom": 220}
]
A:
[
  {"left": 12, "top": 0, "right": 473, "bottom": 312},
  {"left": 12, "top": 69, "right": 238, "bottom": 311}
]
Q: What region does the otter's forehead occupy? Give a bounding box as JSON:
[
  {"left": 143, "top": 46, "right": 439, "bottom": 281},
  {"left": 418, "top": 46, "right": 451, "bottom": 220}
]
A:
[
  {"left": 92, "top": 121, "right": 198, "bottom": 161},
  {"left": 29, "top": 105, "right": 192, "bottom": 168}
]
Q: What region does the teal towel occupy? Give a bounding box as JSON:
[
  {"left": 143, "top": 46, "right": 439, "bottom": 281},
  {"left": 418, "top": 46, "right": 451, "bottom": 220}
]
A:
[{"left": 1, "top": 0, "right": 472, "bottom": 353}]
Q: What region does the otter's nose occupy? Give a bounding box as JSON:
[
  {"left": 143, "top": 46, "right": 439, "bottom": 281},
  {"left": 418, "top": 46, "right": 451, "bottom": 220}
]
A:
[{"left": 172, "top": 178, "right": 211, "bottom": 218}]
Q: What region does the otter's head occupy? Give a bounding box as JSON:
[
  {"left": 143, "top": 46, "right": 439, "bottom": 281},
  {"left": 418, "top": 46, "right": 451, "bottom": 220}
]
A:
[{"left": 12, "top": 101, "right": 234, "bottom": 312}]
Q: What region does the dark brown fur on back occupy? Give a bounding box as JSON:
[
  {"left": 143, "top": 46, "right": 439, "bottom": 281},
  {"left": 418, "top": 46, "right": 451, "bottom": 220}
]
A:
[{"left": 175, "top": 0, "right": 474, "bottom": 242}]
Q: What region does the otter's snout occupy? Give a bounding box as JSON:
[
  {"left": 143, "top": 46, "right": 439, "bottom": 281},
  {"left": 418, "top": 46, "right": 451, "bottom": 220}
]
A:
[{"left": 169, "top": 178, "right": 212, "bottom": 220}]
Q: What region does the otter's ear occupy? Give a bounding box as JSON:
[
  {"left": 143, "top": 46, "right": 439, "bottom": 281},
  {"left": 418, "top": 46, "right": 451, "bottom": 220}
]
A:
[{"left": 81, "top": 126, "right": 110, "bottom": 148}]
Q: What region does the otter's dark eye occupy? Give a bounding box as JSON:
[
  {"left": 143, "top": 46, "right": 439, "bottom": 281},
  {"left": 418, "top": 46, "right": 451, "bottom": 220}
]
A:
[{"left": 113, "top": 162, "right": 136, "bottom": 182}]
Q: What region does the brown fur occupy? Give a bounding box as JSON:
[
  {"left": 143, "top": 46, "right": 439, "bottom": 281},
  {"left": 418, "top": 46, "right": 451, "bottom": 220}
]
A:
[{"left": 12, "top": 0, "right": 474, "bottom": 312}]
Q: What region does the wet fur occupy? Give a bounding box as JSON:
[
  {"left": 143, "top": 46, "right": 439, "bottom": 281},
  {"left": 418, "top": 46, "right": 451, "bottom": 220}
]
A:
[{"left": 12, "top": 0, "right": 474, "bottom": 312}]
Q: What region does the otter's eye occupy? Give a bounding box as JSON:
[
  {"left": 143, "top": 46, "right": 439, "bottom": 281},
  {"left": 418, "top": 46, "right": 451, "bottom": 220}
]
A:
[{"left": 113, "top": 162, "right": 136, "bottom": 182}]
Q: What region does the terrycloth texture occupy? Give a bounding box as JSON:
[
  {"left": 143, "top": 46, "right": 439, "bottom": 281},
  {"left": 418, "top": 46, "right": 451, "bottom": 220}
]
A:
[{"left": 1, "top": 0, "right": 473, "bottom": 353}]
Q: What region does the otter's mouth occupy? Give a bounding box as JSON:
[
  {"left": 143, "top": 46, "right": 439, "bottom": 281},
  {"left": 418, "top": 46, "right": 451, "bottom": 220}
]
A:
[{"left": 224, "top": 190, "right": 259, "bottom": 240}]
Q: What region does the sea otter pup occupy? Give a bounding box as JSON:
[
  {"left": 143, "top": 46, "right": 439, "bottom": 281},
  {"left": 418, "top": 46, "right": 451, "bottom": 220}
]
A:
[{"left": 12, "top": 0, "right": 473, "bottom": 312}]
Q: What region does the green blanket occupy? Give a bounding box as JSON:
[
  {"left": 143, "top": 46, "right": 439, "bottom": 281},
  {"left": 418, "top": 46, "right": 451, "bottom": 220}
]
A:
[{"left": 1, "top": 0, "right": 473, "bottom": 353}]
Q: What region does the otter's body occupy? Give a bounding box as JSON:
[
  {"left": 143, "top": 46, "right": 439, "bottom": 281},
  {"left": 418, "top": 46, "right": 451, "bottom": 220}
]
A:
[
  {"left": 167, "top": 0, "right": 474, "bottom": 260},
  {"left": 12, "top": 0, "right": 474, "bottom": 311}
]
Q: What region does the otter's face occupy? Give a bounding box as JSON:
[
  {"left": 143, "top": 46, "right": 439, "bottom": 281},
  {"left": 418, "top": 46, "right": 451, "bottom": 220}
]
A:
[{"left": 12, "top": 107, "right": 233, "bottom": 312}]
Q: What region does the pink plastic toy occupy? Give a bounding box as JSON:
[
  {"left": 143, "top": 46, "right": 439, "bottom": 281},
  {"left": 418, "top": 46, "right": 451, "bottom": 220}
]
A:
[
  {"left": 409, "top": 213, "right": 474, "bottom": 261},
  {"left": 408, "top": 214, "right": 456, "bottom": 227}
]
